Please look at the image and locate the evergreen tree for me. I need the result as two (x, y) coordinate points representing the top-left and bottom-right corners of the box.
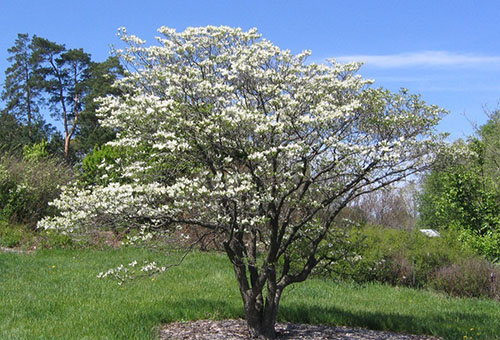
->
(32, 37), (91, 159)
(74, 56), (124, 155)
(1, 33), (44, 140)
(2, 34), (122, 160)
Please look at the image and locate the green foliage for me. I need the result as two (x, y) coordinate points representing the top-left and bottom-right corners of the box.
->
(1, 33), (44, 129)
(457, 228), (500, 262)
(32, 37), (92, 159)
(2, 34), (124, 161)
(0, 111), (60, 157)
(39, 230), (74, 249)
(0, 221), (39, 249)
(22, 139), (48, 161)
(74, 56), (124, 155)
(0, 155), (73, 227)
(0, 111), (27, 154)
(329, 225), (473, 289)
(1, 33), (65, 158)
(478, 109), (500, 182)
(328, 225), (500, 302)
(419, 126), (500, 261)
(0, 221), (25, 247)
(419, 165), (500, 233)
(80, 144), (126, 186)
(79, 143), (199, 187)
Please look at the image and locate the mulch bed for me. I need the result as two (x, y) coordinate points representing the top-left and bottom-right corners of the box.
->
(159, 319), (440, 340)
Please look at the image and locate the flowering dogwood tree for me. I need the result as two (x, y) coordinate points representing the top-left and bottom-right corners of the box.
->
(39, 26), (445, 339)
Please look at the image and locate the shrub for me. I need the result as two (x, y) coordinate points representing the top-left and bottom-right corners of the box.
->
(22, 140), (49, 162)
(39, 230), (74, 249)
(0, 220), (36, 248)
(80, 144), (126, 186)
(330, 225), (471, 288)
(430, 257), (500, 300)
(0, 221), (24, 247)
(456, 228), (500, 263)
(332, 225), (500, 300)
(79, 144), (197, 187)
(418, 137), (500, 262)
(0, 155), (73, 228)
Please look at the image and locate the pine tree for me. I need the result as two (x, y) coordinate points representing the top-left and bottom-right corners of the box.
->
(74, 56), (124, 155)
(1, 33), (44, 140)
(32, 37), (91, 159)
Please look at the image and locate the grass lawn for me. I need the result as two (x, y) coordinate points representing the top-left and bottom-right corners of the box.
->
(1, 248), (499, 340)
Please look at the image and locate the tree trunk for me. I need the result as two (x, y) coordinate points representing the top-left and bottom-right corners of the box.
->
(244, 294), (280, 339)
(240, 276), (283, 339)
(63, 134), (71, 159)
(224, 240), (283, 339)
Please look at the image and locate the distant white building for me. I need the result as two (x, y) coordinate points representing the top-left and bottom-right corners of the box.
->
(419, 229), (441, 237)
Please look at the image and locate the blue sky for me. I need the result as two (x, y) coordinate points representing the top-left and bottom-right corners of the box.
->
(1, 0), (499, 140)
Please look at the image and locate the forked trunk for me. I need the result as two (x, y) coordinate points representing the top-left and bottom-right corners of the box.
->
(244, 297), (279, 339)
(224, 240), (283, 339)
(242, 285), (282, 339)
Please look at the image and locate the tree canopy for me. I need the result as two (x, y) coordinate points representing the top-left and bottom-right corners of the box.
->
(1, 34), (123, 161)
(419, 110), (500, 262)
(1, 33), (45, 141)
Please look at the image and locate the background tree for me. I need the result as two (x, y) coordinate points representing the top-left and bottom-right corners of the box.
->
(32, 37), (91, 159)
(1, 33), (44, 141)
(40, 26), (445, 339)
(2, 34), (123, 160)
(73, 56), (124, 156)
(348, 183), (418, 230)
(478, 108), (500, 182)
(0, 111), (60, 156)
(0, 111), (26, 154)
(419, 115), (500, 262)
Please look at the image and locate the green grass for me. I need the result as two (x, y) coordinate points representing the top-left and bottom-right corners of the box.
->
(1, 248), (499, 340)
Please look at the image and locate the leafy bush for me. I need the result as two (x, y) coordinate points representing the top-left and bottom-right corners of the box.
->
(79, 144), (197, 187)
(331, 225), (472, 288)
(0, 221), (24, 247)
(39, 230), (74, 249)
(0, 155), (73, 228)
(328, 225), (500, 300)
(430, 257), (500, 299)
(0, 220), (36, 248)
(419, 135), (500, 262)
(456, 228), (500, 263)
(80, 144), (126, 186)
(22, 140), (49, 162)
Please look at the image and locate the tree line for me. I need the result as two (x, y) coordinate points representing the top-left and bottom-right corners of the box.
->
(1, 33), (123, 161)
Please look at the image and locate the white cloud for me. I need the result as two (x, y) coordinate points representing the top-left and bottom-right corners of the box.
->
(335, 51), (500, 68)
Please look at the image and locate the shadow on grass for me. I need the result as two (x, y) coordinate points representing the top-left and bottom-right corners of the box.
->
(147, 297), (243, 324)
(142, 296), (499, 340)
(129, 296), (498, 339)
(279, 303), (499, 340)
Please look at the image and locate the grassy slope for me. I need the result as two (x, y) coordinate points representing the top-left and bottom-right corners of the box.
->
(0, 248), (498, 340)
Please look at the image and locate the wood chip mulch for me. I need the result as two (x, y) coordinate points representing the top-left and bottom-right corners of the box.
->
(159, 319), (441, 340)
